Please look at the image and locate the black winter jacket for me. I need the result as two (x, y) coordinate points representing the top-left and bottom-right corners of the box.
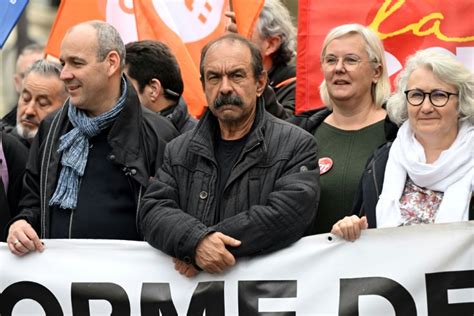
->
(12, 79), (179, 238)
(353, 142), (474, 228)
(352, 142), (391, 228)
(262, 85), (290, 120)
(268, 62), (296, 115)
(0, 132), (28, 241)
(160, 96), (197, 134)
(140, 98), (320, 263)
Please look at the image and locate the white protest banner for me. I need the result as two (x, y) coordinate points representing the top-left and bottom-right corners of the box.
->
(1, 221), (473, 315)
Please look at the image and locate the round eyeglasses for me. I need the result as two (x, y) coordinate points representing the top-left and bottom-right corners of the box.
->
(404, 89), (458, 107)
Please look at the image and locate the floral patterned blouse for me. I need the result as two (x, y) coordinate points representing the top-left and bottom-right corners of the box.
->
(399, 177), (444, 226)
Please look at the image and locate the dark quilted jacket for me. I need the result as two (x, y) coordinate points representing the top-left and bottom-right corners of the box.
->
(140, 98), (320, 263)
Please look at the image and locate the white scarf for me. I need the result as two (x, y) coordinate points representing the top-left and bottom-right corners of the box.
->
(376, 120), (473, 227)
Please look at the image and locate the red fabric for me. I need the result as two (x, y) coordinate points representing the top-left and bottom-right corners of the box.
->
(296, 0), (474, 114)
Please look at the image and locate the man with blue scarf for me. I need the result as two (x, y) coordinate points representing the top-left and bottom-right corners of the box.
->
(6, 21), (179, 256)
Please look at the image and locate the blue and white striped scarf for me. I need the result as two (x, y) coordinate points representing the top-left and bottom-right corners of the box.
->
(49, 79), (128, 209)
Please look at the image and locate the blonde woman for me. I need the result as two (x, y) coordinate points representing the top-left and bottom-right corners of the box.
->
(291, 24), (394, 234)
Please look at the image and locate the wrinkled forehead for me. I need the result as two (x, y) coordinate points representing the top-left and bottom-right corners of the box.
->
(203, 40), (252, 69)
(22, 72), (63, 91)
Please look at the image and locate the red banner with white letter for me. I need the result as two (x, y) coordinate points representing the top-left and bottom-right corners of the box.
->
(296, 0), (474, 113)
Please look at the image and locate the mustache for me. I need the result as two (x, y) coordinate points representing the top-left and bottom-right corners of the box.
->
(214, 93), (243, 109)
(19, 115), (40, 126)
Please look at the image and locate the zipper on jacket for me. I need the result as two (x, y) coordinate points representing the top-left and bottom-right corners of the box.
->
(371, 160), (380, 198)
(200, 159), (218, 226)
(119, 165), (144, 239)
(40, 108), (64, 238)
(66, 176), (83, 238)
(68, 209), (74, 238)
(135, 185), (143, 239)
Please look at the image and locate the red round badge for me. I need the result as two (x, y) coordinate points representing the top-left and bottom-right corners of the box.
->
(318, 157), (333, 175)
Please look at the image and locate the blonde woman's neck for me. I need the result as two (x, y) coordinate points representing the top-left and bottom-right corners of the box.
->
(325, 101), (386, 131)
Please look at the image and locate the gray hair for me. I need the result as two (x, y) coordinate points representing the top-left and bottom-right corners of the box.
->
(24, 59), (68, 97)
(256, 0), (296, 66)
(387, 49), (474, 125)
(319, 24), (390, 109)
(84, 21), (126, 69)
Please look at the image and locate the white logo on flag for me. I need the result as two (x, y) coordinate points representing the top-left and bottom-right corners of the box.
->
(152, 0), (225, 43)
(106, 0), (139, 43)
(106, 0), (225, 44)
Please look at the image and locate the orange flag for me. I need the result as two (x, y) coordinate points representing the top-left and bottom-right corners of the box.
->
(232, 0), (264, 38)
(45, 0), (106, 57)
(133, 0), (213, 117)
(45, 0), (264, 117)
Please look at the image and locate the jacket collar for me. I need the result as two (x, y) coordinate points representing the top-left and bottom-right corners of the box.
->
(163, 96), (191, 131)
(107, 76), (142, 165)
(268, 62), (296, 87)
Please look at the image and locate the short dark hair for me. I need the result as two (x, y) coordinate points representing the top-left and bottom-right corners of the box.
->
(125, 40), (183, 100)
(199, 33), (264, 82)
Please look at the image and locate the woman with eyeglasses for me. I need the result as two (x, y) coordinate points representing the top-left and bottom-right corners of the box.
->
(290, 24), (396, 234)
(331, 49), (474, 241)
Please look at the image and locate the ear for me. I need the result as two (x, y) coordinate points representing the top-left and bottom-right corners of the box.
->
(372, 63), (383, 83)
(13, 74), (22, 92)
(262, 36), (281, 57)
(106, 51), (121, 76)
(256, 71), (268, 97)
(148, 78), (163, 102)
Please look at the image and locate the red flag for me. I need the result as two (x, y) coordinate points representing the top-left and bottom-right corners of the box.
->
(296, 0), (474, 114)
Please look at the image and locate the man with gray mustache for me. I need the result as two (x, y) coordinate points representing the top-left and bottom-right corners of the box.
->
(140, 34), (320, 277)
(15, 60), (68, 146)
